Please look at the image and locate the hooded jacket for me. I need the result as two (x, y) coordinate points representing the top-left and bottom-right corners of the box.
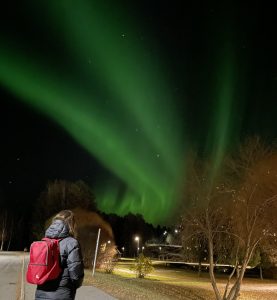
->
(35, 219), (84, 300)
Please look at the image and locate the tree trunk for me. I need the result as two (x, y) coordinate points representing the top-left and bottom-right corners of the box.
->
(7, 218), (13, 251)
(223, 263), (238, 300)
(206, 211), (221, 300)
(259, 265), (263, 280)
(227, 259), (248, 300)
(208, 248), (221, 300)
(0, 227), (4, 251)
(0, 211), (7, 251)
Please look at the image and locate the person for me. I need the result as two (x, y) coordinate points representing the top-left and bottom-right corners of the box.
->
(35, 210), (84, 300)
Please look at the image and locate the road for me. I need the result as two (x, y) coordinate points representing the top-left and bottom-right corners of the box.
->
(0, 252), (24, 300)
(0, 252), (116, 300)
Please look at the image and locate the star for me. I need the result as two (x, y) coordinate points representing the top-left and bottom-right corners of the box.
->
(121, 33), (126, 38)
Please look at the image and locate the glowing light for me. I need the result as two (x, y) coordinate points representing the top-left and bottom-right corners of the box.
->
(0, 1), (184, 225)
(0, 1), (240, 225)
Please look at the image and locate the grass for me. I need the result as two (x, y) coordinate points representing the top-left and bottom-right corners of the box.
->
(84, 270), (213, 300)
(84, 264), (277, 300)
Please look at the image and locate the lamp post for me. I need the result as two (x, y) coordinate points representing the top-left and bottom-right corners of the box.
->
(134, 236), (140, 256)
(92, 228), (101, 277)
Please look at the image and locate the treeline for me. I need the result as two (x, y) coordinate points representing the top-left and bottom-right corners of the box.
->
(0, 179), (165, 254)
(102, 212), (166, 256)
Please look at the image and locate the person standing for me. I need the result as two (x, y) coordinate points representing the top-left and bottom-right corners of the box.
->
(35, 210), (84, 300)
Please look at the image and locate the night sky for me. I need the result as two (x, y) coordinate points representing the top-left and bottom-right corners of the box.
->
(0, 1), (276, 225)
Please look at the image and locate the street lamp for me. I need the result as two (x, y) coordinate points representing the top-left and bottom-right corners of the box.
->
(134, 236), (140, 256)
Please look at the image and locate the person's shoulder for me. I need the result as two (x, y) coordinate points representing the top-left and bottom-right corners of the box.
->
(61, 236), (80, 251)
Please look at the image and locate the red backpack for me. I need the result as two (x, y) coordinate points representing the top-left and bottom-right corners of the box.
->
(26, 238), (62, 285)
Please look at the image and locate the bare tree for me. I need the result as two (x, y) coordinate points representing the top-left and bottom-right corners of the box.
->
(0, 210), (8, 251)
(0, 209), (14, 251)
(32, 180), (97, 239)
(180, 137), (277, 300)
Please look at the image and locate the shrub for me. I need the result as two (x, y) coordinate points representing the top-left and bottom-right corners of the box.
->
(98, 245), (119, 274)
(130, 254), (154, 278)
(102, 257), (118, 274)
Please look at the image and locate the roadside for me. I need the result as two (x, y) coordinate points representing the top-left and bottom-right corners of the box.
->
(84, 265), (277, 300)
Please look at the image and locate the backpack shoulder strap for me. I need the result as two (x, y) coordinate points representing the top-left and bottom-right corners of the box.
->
(42, 237), (63, 242)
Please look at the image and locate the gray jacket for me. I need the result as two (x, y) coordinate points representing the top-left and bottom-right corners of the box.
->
(35, 220), (84, 300)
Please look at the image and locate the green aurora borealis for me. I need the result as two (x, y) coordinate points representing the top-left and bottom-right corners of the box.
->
(0, 2), (246, 224)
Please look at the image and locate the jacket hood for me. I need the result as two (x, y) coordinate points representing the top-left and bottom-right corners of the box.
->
(45, 219), (70, 238)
